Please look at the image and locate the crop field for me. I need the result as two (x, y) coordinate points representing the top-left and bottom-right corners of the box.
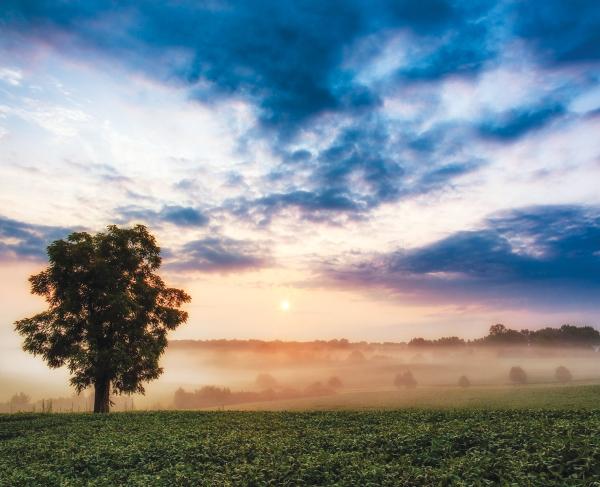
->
(2, 402), (600, 486)
(221, 383), (600, 411)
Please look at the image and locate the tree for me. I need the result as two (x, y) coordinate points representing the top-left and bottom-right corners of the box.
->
(394, 370), (417, 388)
(555, 365), (572, 383)
(10, 392), (31, 408)
(15, 225), (190, 413)
(458, 375), (471, 388)
(327, 376), (343, 389)
(346, 350), (366, 362)
(509, 366), (527, 384)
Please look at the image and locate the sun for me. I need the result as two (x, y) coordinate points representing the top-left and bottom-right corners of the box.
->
(279, 299), (291, 312)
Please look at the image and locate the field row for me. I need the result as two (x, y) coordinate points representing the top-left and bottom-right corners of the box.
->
(2, 407), (600, 486)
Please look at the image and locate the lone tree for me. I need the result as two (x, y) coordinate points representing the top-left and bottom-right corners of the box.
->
(458, 375), (471, 388)
(15, 225), (190, 413)
(327, 376), (343, 389)
(394, 370), (417, 389)
(555, 365), (573, 383)
(509, 366), (527, 385)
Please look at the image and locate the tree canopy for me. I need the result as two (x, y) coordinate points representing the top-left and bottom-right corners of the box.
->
(15, 225), (190, 413)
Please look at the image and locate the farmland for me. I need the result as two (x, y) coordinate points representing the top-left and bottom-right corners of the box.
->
(220, 383), (600, 411)
(2, 388), (600, 487)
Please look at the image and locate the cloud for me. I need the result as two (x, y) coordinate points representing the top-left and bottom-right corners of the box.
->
(2, 0), (599, 227)
(168, 236), (270, 273)
(0, 216), (70, 261)
(321, 205), (600, 309)
(119, 205), (209, 228)
(0, 67), (22, 86)
(225, 118), (481, 224)
(0, 0), (496, 135)
(478, 101), (566, 140)
(512, 0), (600, 65)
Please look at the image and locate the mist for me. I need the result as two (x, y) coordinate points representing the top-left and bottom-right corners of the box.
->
(4, 331), (600, 412)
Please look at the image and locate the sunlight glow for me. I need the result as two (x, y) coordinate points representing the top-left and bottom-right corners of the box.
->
(279, 299), (291, 312)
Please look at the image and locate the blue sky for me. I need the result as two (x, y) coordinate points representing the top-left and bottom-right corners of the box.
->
(1, 0), (600, 342)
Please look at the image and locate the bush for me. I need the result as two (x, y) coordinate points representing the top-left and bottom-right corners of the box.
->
(555, 366), (572, 383)
(327, 376), (343, 389)
(509, 366), (527, 384)
(458, 375), (471, 388)
(394, 370), (417, 389)
(346, 350), (366, 363)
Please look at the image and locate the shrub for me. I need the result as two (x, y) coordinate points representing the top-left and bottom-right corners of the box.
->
(394, 370), (417, 389)
(458, 375), (471, 388)
(555, 365), (572, 383)
(346, 350), (366, 363)
(509, 366), (527, 384)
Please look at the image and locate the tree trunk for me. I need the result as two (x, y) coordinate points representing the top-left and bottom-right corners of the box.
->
(93, 378), (111, 413)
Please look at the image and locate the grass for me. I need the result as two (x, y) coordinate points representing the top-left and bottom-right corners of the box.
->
(220, 383), (600, 410)
(2, 385), (600, 486)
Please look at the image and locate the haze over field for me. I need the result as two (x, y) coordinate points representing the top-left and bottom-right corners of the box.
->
(1, 0), (600, 409)
(3, 326), (600, 411)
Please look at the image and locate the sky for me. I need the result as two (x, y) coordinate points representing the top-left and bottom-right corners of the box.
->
(1, 0), (600, 350)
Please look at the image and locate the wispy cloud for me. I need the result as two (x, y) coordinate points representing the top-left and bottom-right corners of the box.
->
(0, 216), (70, 261)
(321, 205), (600, 309)
(167, 236), (271, 274)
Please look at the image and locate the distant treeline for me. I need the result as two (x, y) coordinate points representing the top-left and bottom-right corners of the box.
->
(170, 324), (600, 352)
(174, 382), (336, 409)
(408, 324), (600, 348)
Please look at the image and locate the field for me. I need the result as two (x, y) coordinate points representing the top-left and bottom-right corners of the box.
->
(219, 383), (600, 411)
(1, 385), (600, 486)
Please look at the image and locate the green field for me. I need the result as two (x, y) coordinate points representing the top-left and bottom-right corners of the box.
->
(220, 383), (600, 411)
(2, 385), (600, 486)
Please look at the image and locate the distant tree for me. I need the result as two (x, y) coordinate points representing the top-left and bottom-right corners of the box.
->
(555, 365), (573, 383)
(408, 336), (465, 347)
(480, 323), (600, 349)
(509, 366), (527, 384)
(15, 225), (191, 413)
(255, 373), (278, 389)
(458, 375), (471, 388)
(394, 370), (417, 388)
(346, 350), (366, 362)
(484, 324), (528, 346)
(327, 376), (343, 389)
(531, 325), (600, 348)
(489, 323), (507, 336)
(10, 392), (30, 406)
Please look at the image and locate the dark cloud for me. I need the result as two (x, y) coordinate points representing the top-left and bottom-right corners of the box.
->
(119, 205), (209, 228)
(0, 0), (495, 134)
(168, 236), (270, 273)
(322, 205), (600, 308)
(512, 0), (600, 65)
(3, 0), (598, 226)
(478, 102), (566, 140)
(0, 216), (70, 261)
(228, 119), (480, 224)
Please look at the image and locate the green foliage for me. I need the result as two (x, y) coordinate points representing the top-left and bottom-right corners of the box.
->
(481, 323), (600, 348)
(14, 225), (191, 412)
(394, 370), (417, 388)
(509, 366), (527, 384)
(2, 409), (600, 486)
(555, 366), (573, 383)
